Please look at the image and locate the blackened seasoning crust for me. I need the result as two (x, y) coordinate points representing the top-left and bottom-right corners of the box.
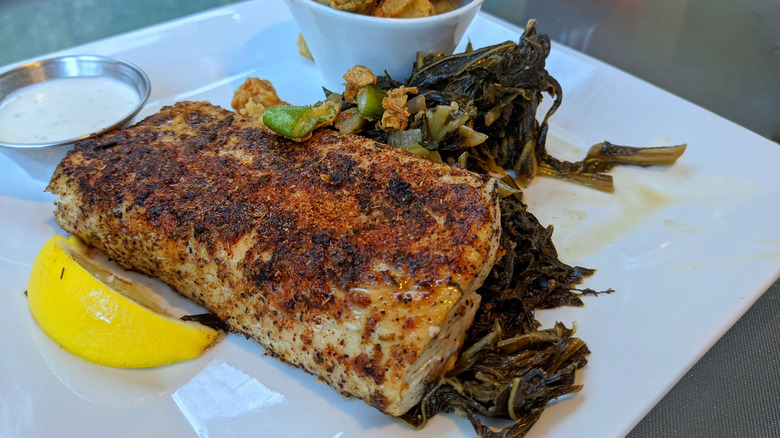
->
(47, 101), (501, 416)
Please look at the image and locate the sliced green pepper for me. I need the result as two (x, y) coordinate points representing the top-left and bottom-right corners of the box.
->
(356, 83), (386, 119)
(263, 101), (338, 139)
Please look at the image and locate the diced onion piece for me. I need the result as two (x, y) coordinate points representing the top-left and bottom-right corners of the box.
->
(458, 125), (488, 147)
(496, 179), (521, 198)
(335, 108), (368, 134)
(405, 94), (427, 114)
(426, 104), (470, 142)
(387, 129), (423, 148)
(399, 144), (443, 164)
(484, 105), (503, 127)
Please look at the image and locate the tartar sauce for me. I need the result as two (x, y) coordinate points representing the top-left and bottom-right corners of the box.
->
(0, 76), (139, 144)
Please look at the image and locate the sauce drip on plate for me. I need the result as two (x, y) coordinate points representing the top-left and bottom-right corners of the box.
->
(0, 77), (139, 144)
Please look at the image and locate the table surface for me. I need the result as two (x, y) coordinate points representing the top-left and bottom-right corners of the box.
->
(1, 0), (778, 437)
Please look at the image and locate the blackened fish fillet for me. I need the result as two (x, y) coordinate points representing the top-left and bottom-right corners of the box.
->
(47, 101), (501, 415)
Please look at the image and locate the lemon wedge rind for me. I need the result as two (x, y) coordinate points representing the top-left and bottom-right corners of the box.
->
(27, 235), (224, 368)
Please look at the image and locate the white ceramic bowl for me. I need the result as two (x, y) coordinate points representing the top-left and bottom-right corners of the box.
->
(284, 0), (484, 90)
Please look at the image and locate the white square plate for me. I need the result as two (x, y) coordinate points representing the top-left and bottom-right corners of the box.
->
(1, 2), (778, 437)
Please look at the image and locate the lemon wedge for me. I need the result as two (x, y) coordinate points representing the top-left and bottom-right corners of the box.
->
(27, 235), (224, 368)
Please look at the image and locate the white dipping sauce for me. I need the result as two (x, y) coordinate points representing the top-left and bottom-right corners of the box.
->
(0, 77), (139, 144)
